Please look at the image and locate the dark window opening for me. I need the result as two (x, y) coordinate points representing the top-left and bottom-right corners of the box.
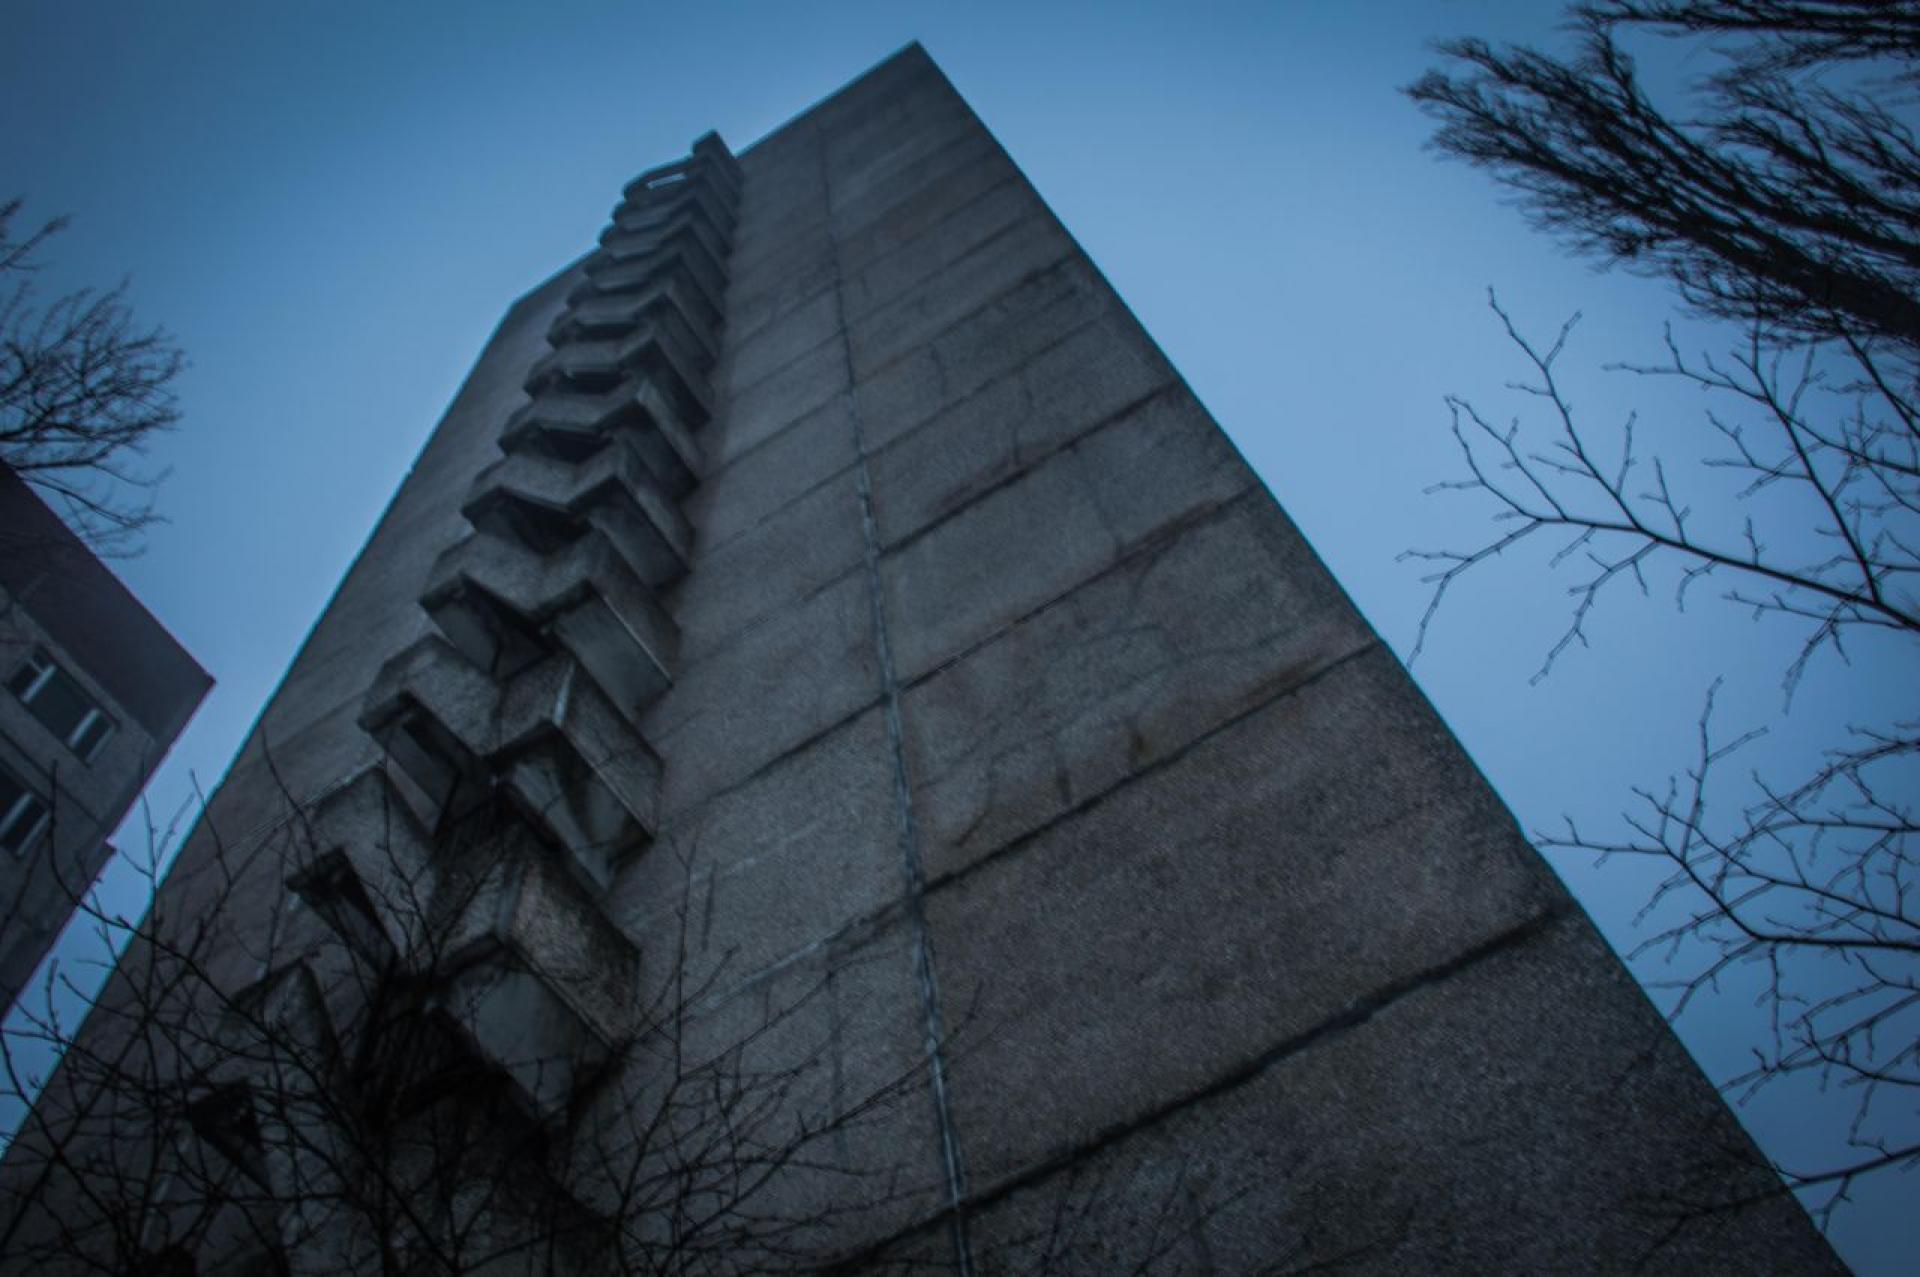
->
(0, 763), (49, 856)
(185, 1081), (270, 1189)
(7, 650), (115, 762)
(289, 849), (397, 964)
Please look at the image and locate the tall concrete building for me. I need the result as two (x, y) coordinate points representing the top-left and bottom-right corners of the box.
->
(0, 466), (210, 1012)
(1, 45), (1839, 1274)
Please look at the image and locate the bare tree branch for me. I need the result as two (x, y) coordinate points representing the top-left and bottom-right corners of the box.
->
(0, 198), (183, 554)
(1409, 0), (1920, 1226)
(1406, 6), (1920, 350)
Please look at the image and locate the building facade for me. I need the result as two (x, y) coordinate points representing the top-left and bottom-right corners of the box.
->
(0, 466), (210, 1012)
(0, 46), (1841, 1273)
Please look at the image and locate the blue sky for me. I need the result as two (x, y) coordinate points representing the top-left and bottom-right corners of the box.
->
(2, 2), (1911, 1269)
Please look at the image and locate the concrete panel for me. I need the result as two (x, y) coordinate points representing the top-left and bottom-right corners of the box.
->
(665, 920), (949, 1260)
(841, 172), (1043, 321)
(729, 201), (830, 289)
(852, 255), (1116, 451)
(868, 310), (1176, 544)
(728, 152), (828, 280)
(928, 644), (1563, 1189)
(718, 335), (848, 463)
(1073, 389), (1257, 550)
(565, 922), (946, 1265)
(610, 708), (900, 993)
(822, 71), (968, 154)
(880, 386), (1253, 681)
(952, 914), (1843, 1275)
(827, 109), (987, 226)
(725, 244), (837, 352)
(701, 370), (852, 476)
(733, 154), (825, 233)
(833, 132), (1017, 276)
(683, 395), (856, 554)
(903, 492), (1378, 882)
(845, 213), (1078, 376)
(669, 470), (865, 652)
(730, 214), (829, 296)
(644, 571), (879, 817)
(721, 287), (843, 398)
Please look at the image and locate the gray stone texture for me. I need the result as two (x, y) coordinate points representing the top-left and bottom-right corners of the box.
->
(672, 44), (1832, 1271)
(899, 490), (1380, 882)
(681, 395), (855, 553)
(947, 913), (1842, 1275)
(63, 41), (1837, 1276)
(928, 644), (1564, 1184)
(666, 468), (865, 652)
(644, 569), (879, 815)
(608, 707), (902, 992)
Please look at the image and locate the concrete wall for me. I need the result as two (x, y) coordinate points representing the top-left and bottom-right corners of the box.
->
(12, 43), (1839, 1274)
(622, 45), (1838, 1271)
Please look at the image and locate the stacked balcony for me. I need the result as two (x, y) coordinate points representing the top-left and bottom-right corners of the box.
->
(194, 136), (740, 1233)
(353, 130), (738, 1112)
(366, 135), (737, 890)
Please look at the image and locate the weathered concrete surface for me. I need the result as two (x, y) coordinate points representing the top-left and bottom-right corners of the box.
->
(899, 491), (1377, 880)
(673, 43), (1837, 1272)
(19, 40), (1841, 1277)
(927, 643), (1562, 1179)
(939, 913), (1841, 1274)
(880, 384), (1254, 680)
(609, 706), (902, 989)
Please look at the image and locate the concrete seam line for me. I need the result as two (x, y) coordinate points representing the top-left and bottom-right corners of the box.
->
(830, 904), (1573, 1270)
(815, 121), (976, 1275)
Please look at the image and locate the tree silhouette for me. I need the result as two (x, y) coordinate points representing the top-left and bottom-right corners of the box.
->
(0, 761), (1238, 1274)
(0, 198), (183, 553)
(1407, 0), (1919, 1224)
(0, 767), (945, 1275)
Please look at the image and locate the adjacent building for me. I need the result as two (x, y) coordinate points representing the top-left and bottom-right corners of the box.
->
(0, 465), (211, 1012)
(0, 45), (1841, 1273)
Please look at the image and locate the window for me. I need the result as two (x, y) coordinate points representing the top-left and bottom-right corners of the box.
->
(288, 849), (396, 963)
(0, 763), (48, 856)
(7, 650), (114, 762)
(185, 1080), (269, 1189)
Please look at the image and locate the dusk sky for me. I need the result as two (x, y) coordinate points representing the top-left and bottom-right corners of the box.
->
(2, 3), (1911, 1269)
